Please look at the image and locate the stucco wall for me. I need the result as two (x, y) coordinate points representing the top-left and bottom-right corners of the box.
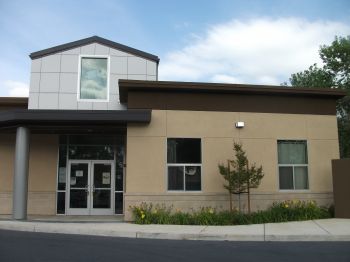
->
(28, 43), (157, 110)
(125, 110), (339, 220)
(0, 134), (58, 215)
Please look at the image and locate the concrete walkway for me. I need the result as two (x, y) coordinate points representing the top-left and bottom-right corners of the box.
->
(0, 218), (349, 241)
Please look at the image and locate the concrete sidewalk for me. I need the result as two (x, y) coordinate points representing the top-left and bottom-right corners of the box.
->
(0, 219), (349, 241)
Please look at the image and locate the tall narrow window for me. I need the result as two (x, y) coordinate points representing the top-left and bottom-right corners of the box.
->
(278, 140), (309, 190)
(79, 57), (108, 100)
(167, 138), (201, 191)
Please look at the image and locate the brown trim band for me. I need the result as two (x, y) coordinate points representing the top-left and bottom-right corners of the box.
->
(0, 97), (28, 111)
(127, 91), (338, 115)
(119, 80), (346, 103)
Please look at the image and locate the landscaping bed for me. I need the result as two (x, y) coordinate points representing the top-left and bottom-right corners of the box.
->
(131, 200), (333, 225)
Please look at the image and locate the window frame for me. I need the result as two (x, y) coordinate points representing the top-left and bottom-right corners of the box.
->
(77, 55), (110, 102)
(277, 140), (310, 191)
(166, 138), (202, 192)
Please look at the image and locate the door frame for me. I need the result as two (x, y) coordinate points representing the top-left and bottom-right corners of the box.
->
(66, 160), (115, 215)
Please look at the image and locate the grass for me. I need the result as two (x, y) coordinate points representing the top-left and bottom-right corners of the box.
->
(130, 200), (332, 225)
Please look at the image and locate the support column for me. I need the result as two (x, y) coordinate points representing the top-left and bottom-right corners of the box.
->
(12, 126), (30, 220)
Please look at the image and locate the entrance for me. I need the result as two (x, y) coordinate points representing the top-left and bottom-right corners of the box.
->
(67, 160), (114, 215)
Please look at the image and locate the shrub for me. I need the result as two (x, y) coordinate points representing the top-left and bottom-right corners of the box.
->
(130, 200), (332, 225)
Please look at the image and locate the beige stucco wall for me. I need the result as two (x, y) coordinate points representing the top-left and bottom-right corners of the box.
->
(0, 134), (58, 215)
(125, 110), (339, 220)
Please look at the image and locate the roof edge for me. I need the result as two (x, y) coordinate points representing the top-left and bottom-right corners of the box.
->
(0, 97), (28, 106)
(29, 36), (160, 63)
(0, 109), (152, 129)
(119, 80), (347, 103)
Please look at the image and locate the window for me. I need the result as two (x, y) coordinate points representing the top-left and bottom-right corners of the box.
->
(278, 140), (309, 190)
(79, 57), (109, 100)
(167, 138), (201, 191)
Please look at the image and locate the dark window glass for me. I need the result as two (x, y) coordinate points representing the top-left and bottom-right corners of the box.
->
(93, 164), (111, 188)
(59, 135), (68, 145)
(70, 163), (89, 188)
(93, 190), (111, 209)
(69, 145), (114, 160)
(57, 192), (65, 214)
(115, 167), (123, 191)
(279, 166), (294, 190)
(185, 166), (201, 191)
(168, 166), (184, 190)
(115, 193), (123, 214)
(57, 145), (67, 190)
(69, 190), (88, 208)
(68, 135), (121, 145)
(167, 138), (201, 164)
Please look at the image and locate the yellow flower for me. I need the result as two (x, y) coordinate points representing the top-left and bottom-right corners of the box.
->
(284, 204), (289, 208)
(209, 208), (214, 214)
(141, 214), (145, 219)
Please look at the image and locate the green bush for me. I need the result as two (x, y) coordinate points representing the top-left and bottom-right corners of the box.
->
(130, 200), (332, 225)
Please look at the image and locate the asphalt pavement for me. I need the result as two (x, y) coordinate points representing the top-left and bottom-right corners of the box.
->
(0, 229), (349, 262)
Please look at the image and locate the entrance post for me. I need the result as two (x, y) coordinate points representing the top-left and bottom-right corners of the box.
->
(12, 126), (30, 220)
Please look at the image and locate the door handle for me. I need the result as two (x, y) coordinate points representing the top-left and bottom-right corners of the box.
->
(92, 185), (96, 192)
(85, 186), (89, 195)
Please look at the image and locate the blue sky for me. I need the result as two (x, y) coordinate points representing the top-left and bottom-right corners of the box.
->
(0, 0), (349, 96)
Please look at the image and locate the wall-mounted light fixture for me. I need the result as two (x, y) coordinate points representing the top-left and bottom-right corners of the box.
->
(235, 121), (245, 128)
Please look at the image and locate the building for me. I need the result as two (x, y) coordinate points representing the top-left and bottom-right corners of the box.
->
(0, 36), (345, 220)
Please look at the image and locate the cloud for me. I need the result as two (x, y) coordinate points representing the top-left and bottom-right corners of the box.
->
(4, 80), (29, 97)
(159, 18), (350, 85)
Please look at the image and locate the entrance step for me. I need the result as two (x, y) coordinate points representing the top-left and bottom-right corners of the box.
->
(0, 215), (124, 223)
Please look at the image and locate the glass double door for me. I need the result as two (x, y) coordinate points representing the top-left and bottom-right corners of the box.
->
(67, 160), (114, 215)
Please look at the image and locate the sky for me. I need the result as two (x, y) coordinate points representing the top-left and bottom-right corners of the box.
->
(0, 0), (349, 97)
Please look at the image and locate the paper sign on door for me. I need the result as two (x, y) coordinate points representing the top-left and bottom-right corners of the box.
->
(102, 172), (110, 185)
(76, 170), (83, 177)
(70, 177), (76, 185)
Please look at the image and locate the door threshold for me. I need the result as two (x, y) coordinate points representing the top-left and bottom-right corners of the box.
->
(25, 215), (124, 223)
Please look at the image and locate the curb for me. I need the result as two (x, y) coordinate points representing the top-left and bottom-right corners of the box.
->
(0, 220), (350, 242)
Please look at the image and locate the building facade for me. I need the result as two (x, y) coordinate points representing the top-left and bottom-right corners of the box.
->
(0, 36), (345, 220)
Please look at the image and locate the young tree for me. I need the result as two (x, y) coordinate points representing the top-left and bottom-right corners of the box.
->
(245, 160), (264, 214)
(219, 142), (264, 213)
(284, 35), (350, 158)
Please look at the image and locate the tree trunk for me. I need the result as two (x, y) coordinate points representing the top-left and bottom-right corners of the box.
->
(247, 161), (251, 214)
(227, 160), (233, 212)
(238, 194), (241, 213)
(247, 186), (251, 214)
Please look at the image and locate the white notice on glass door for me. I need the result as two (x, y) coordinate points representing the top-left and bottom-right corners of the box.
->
(102, 172), (110, 184)
(70, 177), (76, 185)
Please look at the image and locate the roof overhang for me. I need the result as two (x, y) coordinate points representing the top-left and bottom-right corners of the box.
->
(119, 80), (347, 103)
(0, 109), (151, 131)
(30, 36), (160, 63)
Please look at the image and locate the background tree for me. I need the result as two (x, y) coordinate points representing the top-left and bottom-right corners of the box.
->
(283, 64), (334, 88)
(284, 36), (350, 158)
(219, 142), (264, 213)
